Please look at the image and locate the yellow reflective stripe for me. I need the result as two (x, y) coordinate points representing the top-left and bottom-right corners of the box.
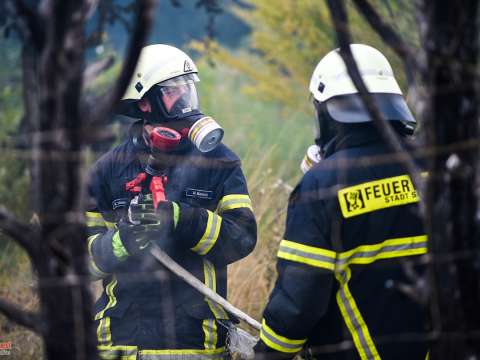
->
(202, 319), (218, 350)
(337, 235), (428, 269)
(96, 317), (112, 346)
(338, 174), (419, 218)
(87, 234), (109, 278)
(203, 260), (228, 319)
(88, 234), (100, 257)
(260, 319), (306, 353)
(95, 278), (118, 320)
(425, 351), (430, 360)
(277, 240), (336, 271)
(216, 194), (253, 213)
(105, 221), (116, 230)
(98, 345), (137, 360)
(335, 268), (380, 360)
(191, 210), (222, 255)
(139, 347), (225, 358)
(86, 211), (105, 228)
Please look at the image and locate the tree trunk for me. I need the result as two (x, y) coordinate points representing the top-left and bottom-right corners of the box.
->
(419, 1), (480, 357)
(29, 1), (97, 359)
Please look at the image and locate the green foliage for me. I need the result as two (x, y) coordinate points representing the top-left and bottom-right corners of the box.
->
(195, 0), (419, 115)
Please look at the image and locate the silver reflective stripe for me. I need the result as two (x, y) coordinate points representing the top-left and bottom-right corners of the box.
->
(337, 273), (375, 359)
(203, 260), (228, 319)
(278, 244), (336, 265)
(197, 214), (220, 254)
(337, 241), (427, 267)
(139, 352), (226, 360)
(99, 348), (136, 359)
(259, 328), (303, 352)
(219, 198), (251, 211)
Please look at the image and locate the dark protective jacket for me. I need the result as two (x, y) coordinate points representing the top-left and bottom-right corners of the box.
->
(258, 127), (430, 360)
(86, 126), (257, 359)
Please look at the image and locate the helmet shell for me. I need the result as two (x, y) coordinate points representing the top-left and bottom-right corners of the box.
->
(309, 44), (402, 103)
(122, 44), (198, 101)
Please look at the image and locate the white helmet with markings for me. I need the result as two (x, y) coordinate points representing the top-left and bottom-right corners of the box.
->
(308, 44), (415, 124)
(121, 44), (201, 122)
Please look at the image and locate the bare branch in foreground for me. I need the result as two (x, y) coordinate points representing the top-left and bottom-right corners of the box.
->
(0, 298), (43, 334)
(352, 0), (424, 73)
(88, 0), (157, 127)
(83, 55), (116, 89)
(0, 207), (38, 259)
(326, 0), (424, 194)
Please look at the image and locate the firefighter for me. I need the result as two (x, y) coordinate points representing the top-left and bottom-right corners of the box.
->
(255, 44), (429, 359)
(86, 44), (257, 359)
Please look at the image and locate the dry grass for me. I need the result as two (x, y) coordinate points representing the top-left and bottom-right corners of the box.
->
(0, 240), (43, 359)
(228, 148), (295, 324)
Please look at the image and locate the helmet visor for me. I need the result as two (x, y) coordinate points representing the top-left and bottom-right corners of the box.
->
(326, 93), (415, 124)
(156, 73), (200, 117)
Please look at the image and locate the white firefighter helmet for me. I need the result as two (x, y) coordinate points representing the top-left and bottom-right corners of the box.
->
(308, 44), (414, 124)
(122, 44), (199, 101)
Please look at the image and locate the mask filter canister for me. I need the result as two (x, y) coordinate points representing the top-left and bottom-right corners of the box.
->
(300, 145), (322, 174)
(188, 116), (224, 153)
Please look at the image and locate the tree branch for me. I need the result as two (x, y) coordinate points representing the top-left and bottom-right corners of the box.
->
(325, 0), (423, 192)
(0, 207), (39, 259)
(87, 0), (156, 127)
(12, 0), (45, 47)
(83, 55), (115, 89)
(351, 0), (424, 73)
(0, 298), (43, 334)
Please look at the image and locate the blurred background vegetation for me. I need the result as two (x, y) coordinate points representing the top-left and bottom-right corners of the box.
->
(0, 0), (417, 357)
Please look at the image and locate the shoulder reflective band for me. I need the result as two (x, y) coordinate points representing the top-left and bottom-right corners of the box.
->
(191, 210), (222, 255)
(338, 174), (419, 218)
(260, 319), (307, 353)
(216, 194), (253, 214)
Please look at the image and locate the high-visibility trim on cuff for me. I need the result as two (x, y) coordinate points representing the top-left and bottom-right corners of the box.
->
(260, 319), (306, 353)
(172, 202), (180, 229)
(87, 234), (109, 278)
(216, 194), (253, 214)
(277, 239), (336, 271)
(191, 210), (222, 255)
(86, 211), (105, 228)
(112, 231), (129, 260)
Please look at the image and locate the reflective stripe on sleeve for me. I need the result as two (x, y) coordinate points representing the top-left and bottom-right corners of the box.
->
(191, 210), (222, 255)
(87, 234), (110, 278)
(86, 211), (105, 228)
(260, 319), (307, 353)
(277, 240), (336, 271)
(216, 194), (253, 214)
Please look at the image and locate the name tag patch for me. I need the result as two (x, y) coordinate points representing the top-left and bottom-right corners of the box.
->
(338, 175), (419, 218)
(185, 188), (214, 200)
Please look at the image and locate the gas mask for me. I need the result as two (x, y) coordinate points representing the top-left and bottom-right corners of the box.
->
(142, 74), (224, 153)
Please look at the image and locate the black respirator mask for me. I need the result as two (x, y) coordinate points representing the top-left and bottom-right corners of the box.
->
(313, 99), (338, 155)
(119, 74), (224, 154)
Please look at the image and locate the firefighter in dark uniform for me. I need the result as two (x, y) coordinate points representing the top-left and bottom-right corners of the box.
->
(255, 44), (430, 359)
(85, 44), (257, 360)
